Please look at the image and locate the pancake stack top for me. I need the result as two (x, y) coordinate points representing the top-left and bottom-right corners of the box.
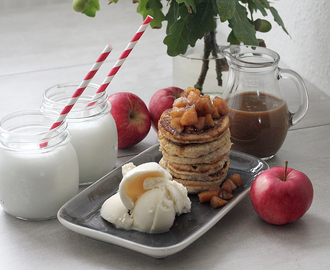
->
(158, 87), (232, 194)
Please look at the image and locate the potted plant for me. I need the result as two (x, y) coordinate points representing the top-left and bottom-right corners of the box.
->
(72, 0), (289, 93)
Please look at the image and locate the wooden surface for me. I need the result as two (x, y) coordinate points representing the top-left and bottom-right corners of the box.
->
(0, 1), (330, 269)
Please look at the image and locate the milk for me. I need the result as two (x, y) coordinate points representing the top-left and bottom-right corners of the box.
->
(0, 145), (78, 220)
(0, 110), (79, 220)
(41, 83), (118, 185)
(68, 113), (117, 184)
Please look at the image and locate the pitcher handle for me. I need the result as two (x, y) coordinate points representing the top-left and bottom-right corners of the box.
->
(278, 68), (309, 126)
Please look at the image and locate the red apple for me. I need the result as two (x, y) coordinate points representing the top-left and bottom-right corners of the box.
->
(250, 161), (313, 225)
(108, 92), (151, 149)
(148, 87), (184, 131)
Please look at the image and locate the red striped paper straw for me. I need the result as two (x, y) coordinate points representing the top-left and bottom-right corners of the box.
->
(41, 44), (113, 147)
(90, 15), (153, 101)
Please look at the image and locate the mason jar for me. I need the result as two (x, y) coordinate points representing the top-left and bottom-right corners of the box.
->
(41, 82), (118, 185)
(0, 110), (79, 220)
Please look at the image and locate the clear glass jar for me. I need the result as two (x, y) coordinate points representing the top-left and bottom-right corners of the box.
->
(0, 110), (79, 221)
(172, 16), (229, 98)
(41, 82), (118, 185)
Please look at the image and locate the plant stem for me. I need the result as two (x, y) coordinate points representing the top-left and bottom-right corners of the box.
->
(194, 31), (211, 92)
(209, 30), (223, 87)
(283, 160), (288, 181)
(194, 29), (223, 93)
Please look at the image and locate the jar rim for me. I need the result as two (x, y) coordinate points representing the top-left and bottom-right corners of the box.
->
(0, 109), (70, 151)
(42, 82), (110, 119)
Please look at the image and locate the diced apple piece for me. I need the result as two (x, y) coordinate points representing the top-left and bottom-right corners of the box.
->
(229, 173), (243, 187)
(219, 189), (234, 200)
(194, 116), (205, 131)
(170, 117), (184, 133)
(184, 87), (201, 97)
(173, 97), (188, 108)
(187, 90), (200, 105)
(202, 94), (211, 101)
(221, 179), (237, 193)
(213, 96), (230, 116)
(202, 96), (213, 115)
(180, 106), (198, 126)
(198, 189), (221, 203)
(170, 107), (185, 118)
(211, 104), (220, 118)
(221, 180), (232, 193)
(185, 89), (207, 115)
(227, 179), (238, 190)
(210, 196), (228, 208)
(204, 114), (214, 128)
(196, 100), (207, 116)
(184, 87), (193, 97)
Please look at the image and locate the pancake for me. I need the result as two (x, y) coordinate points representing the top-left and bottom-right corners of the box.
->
(159, 129), (231, 160)
(161, 141), (231, 164)
(159, 157), (229, 182)
(160, 158), (229, 194)
(158, 109), (230, 144)
(162, 153), (229, 175)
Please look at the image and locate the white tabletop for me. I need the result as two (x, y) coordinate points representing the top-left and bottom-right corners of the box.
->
(1, 1), (330, 269)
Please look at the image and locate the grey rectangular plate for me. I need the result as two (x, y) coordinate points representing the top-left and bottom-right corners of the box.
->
(58, 144), (268, 258)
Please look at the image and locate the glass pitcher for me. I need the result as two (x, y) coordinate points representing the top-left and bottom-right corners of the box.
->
(221, 45), (308, 160)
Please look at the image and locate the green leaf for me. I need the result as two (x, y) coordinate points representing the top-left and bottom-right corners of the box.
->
(247, 0), (268, 17)
(163, 4), (191, 56)
(217, 0), (237, 22)
(176, 0), (196, 13)
(228, 2), (258, 45)
(164, 1), (218, 56)
(163, 20), (189, 56)
(137, 0), (165, 28)
(165, 0), (180, 35)
(270, 7), (290, 36)
(227, 30), (240, 44)
(82, 0), (100, 17)
(257, 0), (270, 9)
(186, 1), (217, 46)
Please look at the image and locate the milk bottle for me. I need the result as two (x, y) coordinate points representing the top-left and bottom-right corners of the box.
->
(41, 83), (118, 185)
(0, 110), (79, 220)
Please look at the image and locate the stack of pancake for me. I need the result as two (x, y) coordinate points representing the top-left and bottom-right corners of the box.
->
(158, 108), (231, 194)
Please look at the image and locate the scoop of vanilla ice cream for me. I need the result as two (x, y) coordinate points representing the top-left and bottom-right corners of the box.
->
(143, 176), (191, 215)
(122, 162), (136, 176)
(101, 162), (191, 234)
(119, 162), (171, 210)
(164, 180), (191, 215)
(100, 193), (133, 229)
(132, 188), (176, 233)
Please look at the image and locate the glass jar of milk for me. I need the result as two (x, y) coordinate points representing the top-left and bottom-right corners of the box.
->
(0, 110), (79, 220)
(41, 82), (118, 185)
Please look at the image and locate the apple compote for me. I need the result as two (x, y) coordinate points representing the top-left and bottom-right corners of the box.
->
(170, 87), (229, 132)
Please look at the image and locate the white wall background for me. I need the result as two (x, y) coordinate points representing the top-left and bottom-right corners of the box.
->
(259, 0), (330, 96)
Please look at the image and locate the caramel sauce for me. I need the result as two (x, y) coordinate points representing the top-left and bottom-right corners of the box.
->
(226, 92), (291, 158)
